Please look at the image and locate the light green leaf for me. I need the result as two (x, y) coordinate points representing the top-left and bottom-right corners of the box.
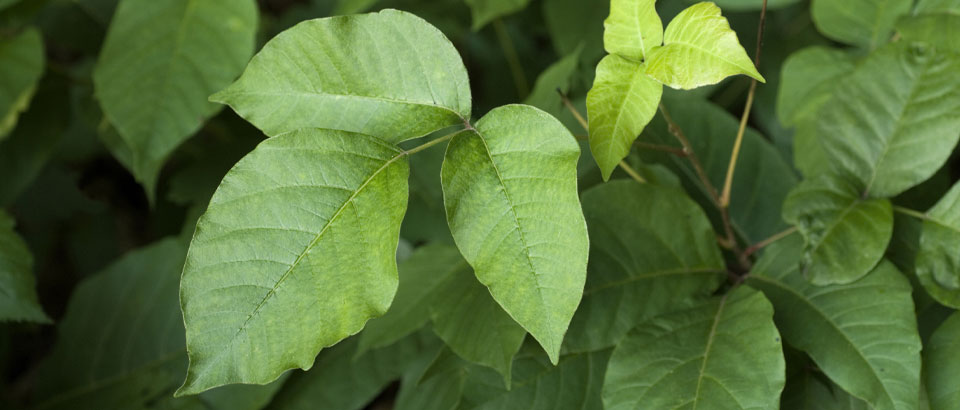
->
(748, 236), (922, 410)
(564, 181), (725, 352)
(586, 54), (662, 180)
(523, 46), (582, 115)
(916, 181), (960, 308)
(776, 46), (856, 127)
(94, 0), (257, 197)
(0, 210), (48, 323)
(811, 0), (912, 48)
(213, 9), (471, 142)
(897, 13), (960, 53)
(602, 287), (785, 410)
(441, 104), (588, 363)
(915, 0), (960, 13)
(430, 258), (526, 386)
(178, 129), (409, 395)
(357, 244), (466, 356)
(464, 0), (530, 29)
(782, 174), (893, 285)
(818, 43), (960, 198)
(0, 27), (43, 140)
(33, 239), (285, 410)
(603, 0), (662, 60)
(925, 312), (960, 410)
(644, 2), (764, 90)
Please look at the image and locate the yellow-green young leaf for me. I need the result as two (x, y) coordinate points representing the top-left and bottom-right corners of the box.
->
(93, 0), (257, 198)
(776, 46), (856, 127)
(564, 181), (725, 353)
(925, 312), (960, 410)
(818, 43), (960, 198)
(603, 0), (662, 60)
(896, 13), (960, 53)
(586, 54), (662, 180)
(602, 287), (785, 410)
(782, 174), (893, 285)
(441, 104), (588, 363)
(748, 236), (922, 410)
(178, 129), (410, 395)
(0, 27), (43, 141)
(916, 0), (960, 13)
(811, 0), (911, 49)
(0, 210), (49, 323)
(33, 239), (285, 410)
(644, 2), (764, 90)
(212, 9), (472, 142)
(916, 181), (960, 308)
(464, 0), (531, 30)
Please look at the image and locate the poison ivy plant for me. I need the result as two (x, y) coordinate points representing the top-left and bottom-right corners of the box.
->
(811, 0), (912, 49)
(0, 27), (43, 140)
(0, 210), (48, 323)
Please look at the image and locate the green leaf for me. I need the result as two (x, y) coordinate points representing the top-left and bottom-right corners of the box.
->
(0, 210), (48, 323)
(178, 129), (409, 395)
(896, 13), (960, 53)
(395, 348), (465, 410)
(782, 174), (893, 285)
(0, 27), (43, 140)
(586, 54), (662, 180)
(710, 0), (802, 11)
(464, 0), (530, 29)
(782, 370), (872, 410)
(93, 0), (258, 197)
(818, 43), (960, 198)
(543, 0), (607, 65)
(916, 181), (960, 308)
(33, 239), (285, 410)
(602, 287), (785, 410)
(776, 46), (856, 127)
(748, 236), (922, 410)
(523, 46), (582, 115)
(915, 0), (960, 13)
(811, 0), (912, 48)
(925, 312), (960, 410)
(603, 0), (662, 60)
(441, 104), (588, 363)
(644, 2), (764, 90)
(564, 181), (725, 352)
(212, 9), (472, 142)
(430, 258), (526, 386)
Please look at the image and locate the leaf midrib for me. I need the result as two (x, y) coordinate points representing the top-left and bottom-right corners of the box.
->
(216, 90), (468, 123)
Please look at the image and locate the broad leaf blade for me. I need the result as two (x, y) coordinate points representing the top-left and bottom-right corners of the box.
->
(178, 129), (409, 395)
(916, 181), (960, 308)
(915, 0), (960, 13)
(925, 312), (960, 410)
(441, 104), (588, 363)
(896, 13), (960, 53)
(818, 43), (960, 198)
(748, 236), (922, 410)
(776, 46), (856, 127)
(212, 9), (472, 143)
(93, 0), (257, 197)
(782, 174), (893, 285)
(586, 54), (662, 180)
(811, 0), (911, 48)
(0, 210), (49, 323)
(644, 2), (764, 90)
(602, 287), (785, 410)
(603, 0), (662, 60)
(0, 27), (43, 140)
(565, 181), (725, 352)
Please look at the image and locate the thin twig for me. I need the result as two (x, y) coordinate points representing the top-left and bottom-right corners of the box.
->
(893, 205), (928, 220)
(558, 89), (589, 131)
(403, 129), (461, 156)
(618, 161), (647, 184)
(493, 19), (529, 99)
(742, 226), (798, 259)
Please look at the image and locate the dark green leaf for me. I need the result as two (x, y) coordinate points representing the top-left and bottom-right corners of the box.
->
(0, 210), (48, 323)
(925, 312), (960, 410)
(0, 27), (43, 140)
(464, 0), (530, 29)
(916, 181), (960, 308)
(811, 0), (911, 48)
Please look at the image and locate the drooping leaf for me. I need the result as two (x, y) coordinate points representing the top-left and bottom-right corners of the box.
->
(523, 46), (583, 115)
(915, 0), (960, 13)
(564, 181), (725, 352)
(602, 287), (785, 410)
(817, 43), (960, 198)
(603, 0), (661, 60)
(811, 0), (912, 48)
(586, 54), (662, 180)
(212, 9), (472, 142)
(748, 236), (922, 410)
(644, 2), (764, 90)
(776, 46), (856, 127)
(896, 13), (960, 53)
(0, 27), (43, 140)
(925, 312), (960, 410)
(782, 174), (893, 285)
(463, 0), (530, 29)
(178, 129), (410, 395)
(441, 104), (588, 363)
(916, 181), (960, 308)
(0, 210), (48, 323)
(33, 239), (285, 410)
(93, 0), (258, 197)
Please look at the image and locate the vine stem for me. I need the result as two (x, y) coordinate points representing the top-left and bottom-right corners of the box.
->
(403, 129), (461, 156)
(493, 19), (529, 99)
(742, 226), (798, 259)
(893, 205), (928, 220)
(558, 90), (646, 183)
(719, 0), (768, 208)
